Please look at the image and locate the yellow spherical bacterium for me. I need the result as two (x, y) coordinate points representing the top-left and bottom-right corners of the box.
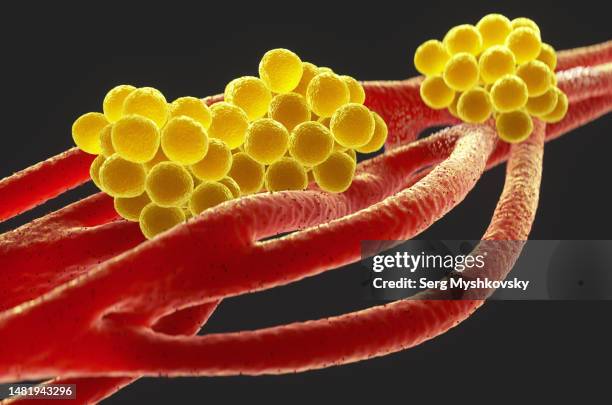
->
(413, 39), (451, 76)
(490, 75), (529, 112)
(218, 176), (241, 198)
(356, 111), (388, 153)
(306, 72), (351, 118)
(443, 53), (480, 91)
(103, 84), (136, 123)
(313, 151), (356, 193)
(258, 48), (303, 94)
(145, 162), (194, 207)
(457, 87), (493, 124)
(111, 115), (160, 163)
(420, 75), (456, 110)
(265, 157), (308, 192)
(511, 17), (541, 38)
(496, 110), (534, 143)
(99, 154), (146, 198)
(289, 121), (334, 166)
(72, 112), (109, 154)
(268, 93), (311, 131)
(228, 152), (265, 195)
(114, 192), (151, 222)
(540, 89), (568, 123)
(341, 75), (366, 105)
(443, 24), (483, 56)
(90, 155), (106, 190)
(224, 76), (272, 121)
(478, 45), (516, 84)
(190, 138), (233, 181)
(292, 62), (319, 96)
(516, 60), (554, 97)
(139, 203), (185, 240)
(476, 14), (512, 48)
(525, 86), (559, 116)
(143, 147), (168, 171)
(189, 181), (233, 216)
(330, 103), (375, 149)
(121, 87), (169, 128)
(208, 102), (249, 149)
(169, 96), (212, 129)
(161, 116), (209, 165)
(505, 27), (541, 64)
(99, 124), (115, 157)
(244, 118), (289, 165)
(537, 43), (557, 71)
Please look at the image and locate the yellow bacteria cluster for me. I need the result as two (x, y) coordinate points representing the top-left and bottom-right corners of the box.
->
(414, 14), (568, 143)
(72, 49), (388, 239)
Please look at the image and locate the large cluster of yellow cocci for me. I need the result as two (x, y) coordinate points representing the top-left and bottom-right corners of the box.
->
(71, 48), (388, 239)
(414, 14), (568, 143)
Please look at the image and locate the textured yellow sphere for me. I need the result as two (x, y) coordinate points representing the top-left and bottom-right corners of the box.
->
(145, 162), (194, 207)
(208, 102), (249, 149)
(169, 96), (212, 129)
(189, 181), (233, 216)
(496, 110), (534, 143)
(443, 53), (479, 91)
(537, 43), (557, 71)
(103, 85), (136, 123)
(420, 75), (456, 109)
(72, 112), (109, 154)
(224, 76), (272, 121)
(313, 151), (356, 193)
(511, 17), (541, 38)
(356, 112), (388, 153)
(457, 87), (493, 123)
(99, 124), (115, 157)
(218, 176), (241, 198)
(490, 75), (529, 112)
(190, 138), (232, 181)
(306, 72), (350, 118)
(265, 157), (308, 192)
(99, 154), (146, 198)
(505, 27), (542, 64)
(541, 89), (568, 123)
(111, 115), (160, 163)
(345, 148), (357, 162)
(516, 60), (554, 97)
(114, 192), (151, 222)
(414, 40), (451, 76)
(228, 152), (265, 195)
(330, 103), (375, 148)
(139, 203), (185, 240)
(476, 14), (512, 48)
(268, 93), (311, 131)
(90, 155), (106, 190)
(161, 116), (209, 165)
(258, 48), (303, 93)
(447, 92), (460, 117)
(293, 62), (319, 96)
(341, 75), (366, 104)
(121, 87), (169, 128)
(244, 118), (289, 165)
(289, 121), (335, 166)
(443, 24), (483, 56)
(526, 86), (559, 116)
(143, 147), (168, 171)
(479, 45), (516, 84)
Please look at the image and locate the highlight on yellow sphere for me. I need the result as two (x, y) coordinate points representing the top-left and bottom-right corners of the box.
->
(306, 72), (351, 118)
(292, 62), (319, 96)
(330, 103), (375, 148)
(103, 84), (136, 123)
(161, 116), (209, 165)
(218, 176), (241, 198)
(420, 75), (455, 109)
(268, 93), (311, 131)
(169, 96), (212, 129)
(443, 52), (479, 91)
(495, 110), (534, 143)
(139, 203), (185, 240)
(244, 118), (289, 165)
(356, 111), (388, 153)
(208, 102), (249, 149)
(99, 124), (115, 157)
(505, 27), (542, 64)
(537, 43), (557, 71)
(511, 17), (541, 38)
(114, 192), (151, 222)
(443, 24), (483, 56)
(457, 87), (493, 124)
(265, 157), (308, 192)
(121, 87), (169, 128)
(525, 86), (559, 116)
(490, 75), (529, 112)
(413, 40), (451, 76)
(90, 155), (106, 190)
(111, 115), (160, 163)
(476, 14), (512, 48)
(313, 151), (356, 193)
(478, 45), (516, 84)
(99, 154), (146, 198)
(143, 147), (168, 171)
(318, 67), (334, 74)
(145, 161), (194, 207)
(224, 76), (272, 121)
(258, 48), (303, 93)
(72, 112), (109, 154)
(228, 152), (265, 195)
(341, 75), (366, 105)
(540, 89), (568, 123)
(189, 181), (233, 216)
(289, 121), (334, 166)
(516, 60), (554, 97)
(190, 138), (232, 181)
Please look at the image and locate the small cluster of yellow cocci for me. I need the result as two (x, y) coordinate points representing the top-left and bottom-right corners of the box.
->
(71, 49), (387, 239)
(414, 14), (568, 143)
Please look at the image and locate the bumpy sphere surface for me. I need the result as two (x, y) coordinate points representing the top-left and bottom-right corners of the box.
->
(526, 86), (559, 116)
(258, 48), (303, 93)
(139, 204), (185, 240)
(313, 151), (356, 193)
(293, 62), (319, 96)
(476, 14), (512, 48)
(225, 76), (272, 120)
(457, 87), (493, 123)
(505, 27), (541, 64)
(99, 154), (146, 198)
(99, 124), (115, 157)
(541, 89), (568, 123)
(537, 43), (557, 71)
(228, 152), (265, 195)
(289, 121), (334, 166)
(516, 60), (554, 97)
(114, 192), (151, 222)
(443, 53), (479, 91)
(306, 72), (350, 118)
(208, 102), (249, 149)
(356, 112), (388, 153)
(72, 112), (109, 154)
(330, 103), (375, 148)
(496, 110), (533, 143)
(90, 155), (106, 190)
(121, 87), (169, 128)
(511, 17), (541, 38)
(490, 75), (529, 112)
(169, 96), (212, 129)
(265, 157), (308, 192)
(190, 181), (233, 216)
(443, 24), (483, 56)
(341, 75), (366, 104)
(479, 45), (516, 84)
(218, 176), (241, 198)
(190, 138), (232, 181)
(414, 40), (451, 76)
(111, 115), (160, 163)
(145, 161), (194, 207)
(269, 93), (311, 131)
(244, 118), (289, 164)
(420, 76), (456, 109)
(103, 84), (136, 123)
(161, 116), (209, 165)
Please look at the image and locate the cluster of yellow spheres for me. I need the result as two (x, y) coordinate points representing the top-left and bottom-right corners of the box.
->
(72, 49), (388, 239)
(414, 14), (568, 143)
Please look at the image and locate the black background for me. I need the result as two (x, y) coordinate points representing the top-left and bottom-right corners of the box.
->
(1, 1), (610, 403)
